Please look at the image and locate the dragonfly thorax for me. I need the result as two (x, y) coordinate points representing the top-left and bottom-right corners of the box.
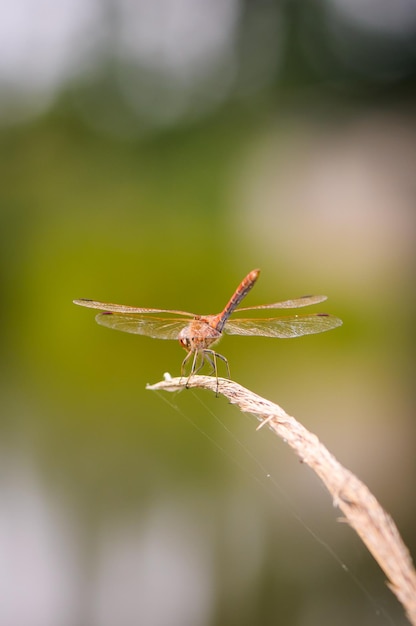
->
(178, 319), (222, 353)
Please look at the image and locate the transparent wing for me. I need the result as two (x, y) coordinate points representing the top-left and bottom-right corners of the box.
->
(73, 299), (194, 317)
(96, 313), (190, 340)
(235, 294), (327, 312)
(224, 314), (342, 338)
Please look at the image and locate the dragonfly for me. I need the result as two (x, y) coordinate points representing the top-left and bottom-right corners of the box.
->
(73, 269), (342, 383)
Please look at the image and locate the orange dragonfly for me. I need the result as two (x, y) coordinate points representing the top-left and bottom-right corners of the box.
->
(74, 269), (342, 381)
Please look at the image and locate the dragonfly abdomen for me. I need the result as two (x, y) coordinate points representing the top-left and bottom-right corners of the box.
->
(215, 269), (260, 332)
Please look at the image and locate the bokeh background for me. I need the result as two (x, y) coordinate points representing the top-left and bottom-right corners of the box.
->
(1, 1), (416, 624)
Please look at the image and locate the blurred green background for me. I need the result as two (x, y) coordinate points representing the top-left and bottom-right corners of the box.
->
(1, 1), (415, 624)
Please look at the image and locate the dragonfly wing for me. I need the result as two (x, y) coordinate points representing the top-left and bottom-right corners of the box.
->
(235, 295), (327, 312)
(96, 313), (189, 340)
(223, 314), (342, 338)
(73, 299), (194, 317)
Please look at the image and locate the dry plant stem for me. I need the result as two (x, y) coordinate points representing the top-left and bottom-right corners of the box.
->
(147, 375), (416, 625)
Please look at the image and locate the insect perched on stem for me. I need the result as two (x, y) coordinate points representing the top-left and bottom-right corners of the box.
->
(74, 269), (342, 385)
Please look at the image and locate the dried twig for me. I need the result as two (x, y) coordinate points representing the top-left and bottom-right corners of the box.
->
(147, 375), (416, 624)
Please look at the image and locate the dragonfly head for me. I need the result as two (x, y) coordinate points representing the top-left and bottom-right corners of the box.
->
(178, 326), (195, 352)
(178, 322), (221, 353)
(179, 334), (192, 352)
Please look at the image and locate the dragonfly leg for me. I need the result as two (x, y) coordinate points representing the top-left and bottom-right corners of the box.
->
(181, 351), (194, 380)
(184, 350), (200, 388)
(192, 352), (207, 376)
(181, 349), (229, 393)
(212, 351), (230, 379)
(200, 350), (218, 395)
(202, 352), (215, 375)
(203, 350), (230, 396)
(200, 350), (229, 378)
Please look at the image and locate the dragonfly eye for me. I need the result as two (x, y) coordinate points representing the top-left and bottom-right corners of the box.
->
(179, 337), (191, 350)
